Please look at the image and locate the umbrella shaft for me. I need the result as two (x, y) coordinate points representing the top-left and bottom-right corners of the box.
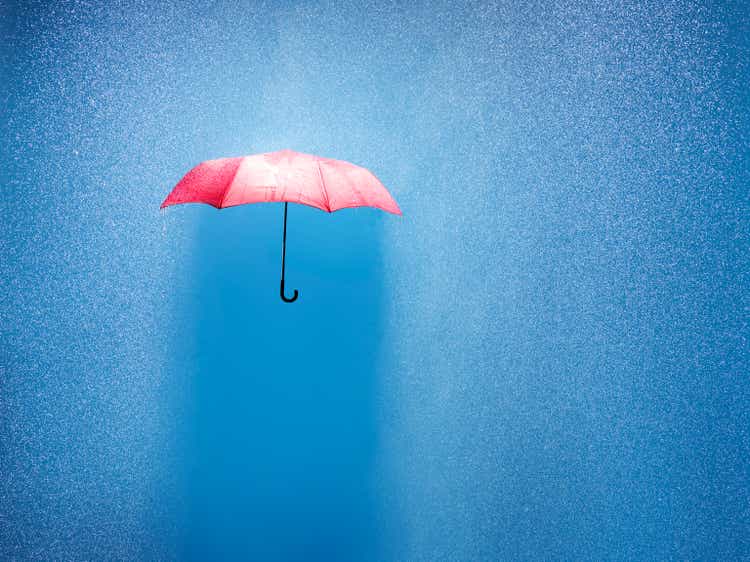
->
(279, 203), (299, 303)
(281, 202), (288, 281)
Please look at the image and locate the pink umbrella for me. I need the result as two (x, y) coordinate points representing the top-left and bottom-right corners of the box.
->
(161, 149), (402, 303)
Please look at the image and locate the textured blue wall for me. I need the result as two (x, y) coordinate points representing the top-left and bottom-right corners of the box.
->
(2, 1), (748, 560)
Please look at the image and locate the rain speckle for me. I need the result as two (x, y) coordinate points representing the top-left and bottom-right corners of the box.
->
(2, 1), (748, 560)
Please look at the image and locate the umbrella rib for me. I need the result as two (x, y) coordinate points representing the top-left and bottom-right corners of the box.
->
(218, 159), (243, 209)
(315, 160), (332, 212)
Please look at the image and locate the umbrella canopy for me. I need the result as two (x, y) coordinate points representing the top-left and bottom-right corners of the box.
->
(161, 149), (401, 302)
(160, 149), (401, 215)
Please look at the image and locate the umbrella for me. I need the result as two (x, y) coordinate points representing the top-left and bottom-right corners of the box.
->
(160, 149), (402, 303)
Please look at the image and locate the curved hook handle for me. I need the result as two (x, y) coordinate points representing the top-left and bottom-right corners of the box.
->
(280, 279), (299, 303)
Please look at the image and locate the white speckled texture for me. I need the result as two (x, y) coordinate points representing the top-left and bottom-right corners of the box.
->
(2, 1), (748, 559)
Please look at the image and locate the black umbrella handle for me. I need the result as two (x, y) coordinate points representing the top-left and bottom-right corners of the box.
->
(280, 202), (299, 303)
(280, 279), (298, 303)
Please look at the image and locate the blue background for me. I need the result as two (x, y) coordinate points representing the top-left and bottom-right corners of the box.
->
(2, 1), (749, 560)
